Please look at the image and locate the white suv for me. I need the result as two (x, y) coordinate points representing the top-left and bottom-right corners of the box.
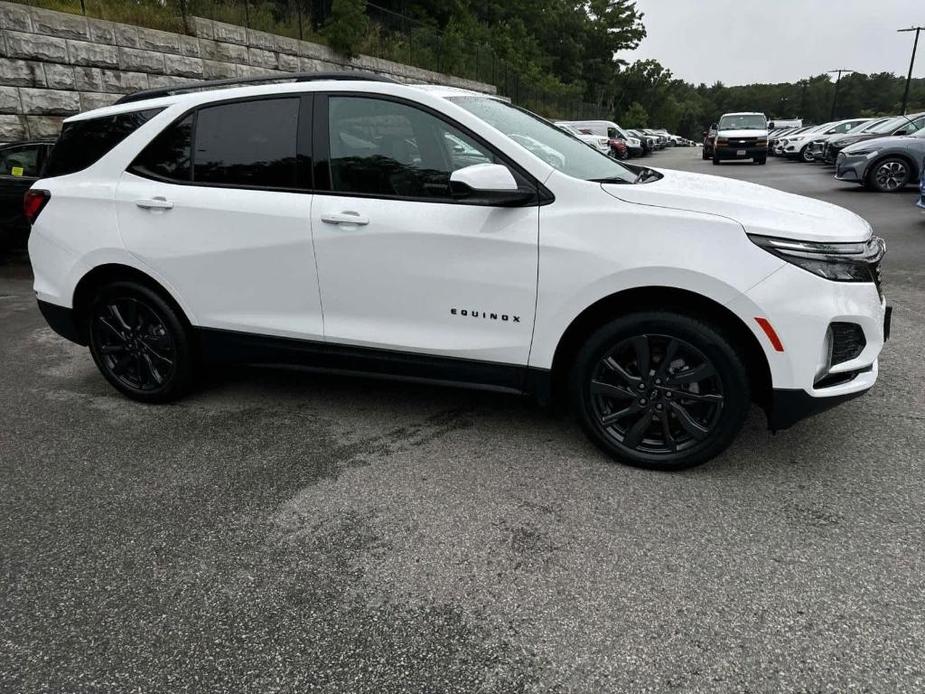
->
(27, 73), (890, 470)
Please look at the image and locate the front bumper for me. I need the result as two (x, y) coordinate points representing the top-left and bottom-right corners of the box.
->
(767, 387), (869, 430)
(715, 146), (767, 160)
(835, 152), (869, 182)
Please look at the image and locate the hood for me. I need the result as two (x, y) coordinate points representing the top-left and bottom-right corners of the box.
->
(716, 128), (767, 138)
(602, 168), (872, 243)
(844, 134), (923, 153)
(830, 132), (884, 149)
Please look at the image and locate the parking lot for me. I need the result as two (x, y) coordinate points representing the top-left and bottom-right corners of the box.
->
(2, 147), (923, 691)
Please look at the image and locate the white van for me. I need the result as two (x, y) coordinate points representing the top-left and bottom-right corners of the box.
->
(712, 112), (769, 164)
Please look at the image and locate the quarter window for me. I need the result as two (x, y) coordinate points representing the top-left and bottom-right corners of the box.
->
(193, 98), (299, 188)
(45, 108), (162, 177)
(327, 96), (496, 199)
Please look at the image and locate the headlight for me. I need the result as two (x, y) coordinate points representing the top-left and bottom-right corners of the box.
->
(848, 149), (879, 158)
(748, 234), (885, 282)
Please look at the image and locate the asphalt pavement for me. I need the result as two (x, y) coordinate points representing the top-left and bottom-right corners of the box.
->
(1, 148), (923, 692)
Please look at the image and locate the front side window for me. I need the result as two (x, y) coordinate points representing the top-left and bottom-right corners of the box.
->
(0, 145), (43, 178)
(327, 96), (497, 199)
(449, 97), (638, 183)
(194, 98), (299, 188)
(44, 108), (161, 177)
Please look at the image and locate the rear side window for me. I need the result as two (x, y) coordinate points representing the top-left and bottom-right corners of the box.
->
(0, 145), (45, 178)
(194, 98), (299, 188)
(44, 108), (161, 177)
(129, 114), (193, 182)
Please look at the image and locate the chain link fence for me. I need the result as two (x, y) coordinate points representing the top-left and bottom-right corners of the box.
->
(12, 0), (608, 119)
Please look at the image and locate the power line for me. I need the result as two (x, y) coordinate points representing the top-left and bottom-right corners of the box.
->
(898, 27), (924, 115)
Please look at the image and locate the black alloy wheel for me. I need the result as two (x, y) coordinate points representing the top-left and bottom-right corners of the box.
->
(571, 313), (749, 470)
(88, 282), (194, 402)
(867, 157), (911, 192)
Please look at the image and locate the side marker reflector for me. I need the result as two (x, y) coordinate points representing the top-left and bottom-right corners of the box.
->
(755, 317), (784, 352)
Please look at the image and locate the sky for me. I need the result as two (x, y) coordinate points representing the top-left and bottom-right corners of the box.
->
(623, 0), (924, 86)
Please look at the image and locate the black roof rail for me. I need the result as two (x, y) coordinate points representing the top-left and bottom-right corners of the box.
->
(114, 70), (396, 105)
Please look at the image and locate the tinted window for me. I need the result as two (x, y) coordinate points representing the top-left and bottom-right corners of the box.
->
(129, 114), (193, 182)
(328, 96), (496, 198)
(0, 145), (43, 177)
(193, 98), (299, 188)
(44, 108), (161, 177)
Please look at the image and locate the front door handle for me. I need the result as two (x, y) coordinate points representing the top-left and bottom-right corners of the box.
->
(320, 211), (369, 226)
(135, 197), (174, 210)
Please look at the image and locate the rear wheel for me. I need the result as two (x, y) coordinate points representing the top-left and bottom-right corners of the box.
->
(570, 312), (750, 470)
(87, 281), (195, 403)
(712, 153), (720, 165)
(755, 155), (767, 165)
(702, 148), (709, 160)
(866, 157), (911, 192)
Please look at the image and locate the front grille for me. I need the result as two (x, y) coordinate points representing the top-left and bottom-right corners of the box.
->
(829, 322), (866, 365)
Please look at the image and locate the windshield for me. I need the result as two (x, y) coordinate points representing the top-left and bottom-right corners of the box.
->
(450, 96), (637, 183)
(912, 127), (925, 139)
(718, 114), (766, 130)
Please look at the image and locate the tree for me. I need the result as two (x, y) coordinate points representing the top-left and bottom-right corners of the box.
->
(623, 101), (649, 129)
(323, 0), (368, 58)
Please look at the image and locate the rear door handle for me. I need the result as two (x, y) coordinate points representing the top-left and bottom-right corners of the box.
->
(320, 211), (369, 226)
(135, 197), (174, 210)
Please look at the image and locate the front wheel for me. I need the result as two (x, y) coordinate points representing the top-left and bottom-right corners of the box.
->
(87, 281), (195, 403)
(866, 157), (911, 192)
(570, 312), (750, 470)
(800, 145), (814, 162)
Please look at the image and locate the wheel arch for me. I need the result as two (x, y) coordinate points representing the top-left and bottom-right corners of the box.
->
(72, 263), (194, 342)
(548, 286), (772, 408)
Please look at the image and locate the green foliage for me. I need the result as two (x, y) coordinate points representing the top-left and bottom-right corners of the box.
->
(323, 0), (368, 57)
(622, 101), (648, 129)
(612, 63), (925, 139)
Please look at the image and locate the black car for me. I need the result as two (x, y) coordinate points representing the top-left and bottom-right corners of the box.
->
(823, 113), (925, 165)
(0, 140), (54, 250)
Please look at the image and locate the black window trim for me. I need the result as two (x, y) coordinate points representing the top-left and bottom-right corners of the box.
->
(313, 90), (553, 207)
(127, 93), (313, 195)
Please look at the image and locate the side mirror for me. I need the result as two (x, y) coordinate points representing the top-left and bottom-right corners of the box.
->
(710, 123), (718, 130)
(449, 164), (534, 206)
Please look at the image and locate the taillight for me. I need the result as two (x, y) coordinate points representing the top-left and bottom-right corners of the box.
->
(23, 189), (50, 224)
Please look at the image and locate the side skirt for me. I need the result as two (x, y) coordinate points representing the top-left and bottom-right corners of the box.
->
(198, 327), (552, 398)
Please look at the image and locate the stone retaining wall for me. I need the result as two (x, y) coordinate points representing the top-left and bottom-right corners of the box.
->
(0, 1), (495, 141)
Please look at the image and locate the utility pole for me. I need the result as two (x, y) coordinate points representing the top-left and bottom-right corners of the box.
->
(828, 69), (853, 120)
(898, 27), (924, 115)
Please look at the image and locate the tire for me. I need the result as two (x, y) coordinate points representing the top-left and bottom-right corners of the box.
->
(569, 312), (750, 470)
(800, 145), (814, 162)
(86, 281), (195, 403)
(755, 155), (767, 165)
(702, 148), (709, 160)
(865, 157), (912, 192)
(712, 153), (720, 165)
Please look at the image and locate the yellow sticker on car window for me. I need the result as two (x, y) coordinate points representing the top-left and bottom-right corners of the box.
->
(11, 166), (24, 177)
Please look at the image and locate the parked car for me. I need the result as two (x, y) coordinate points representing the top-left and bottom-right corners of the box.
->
(566, 120), (643, 158)
(643, 129), (667, 149)
(779, 120), (870, 162)
(771, 125), (814, 156)
(702, 124), (717, 159)
(919, 164), (925, 211)
(823, 113), (925, 164)
(712, 112), (768, 164)
(556, 122), (611, 155)
(629, 129), (656, 154)
(27, 73), (889, 471)
(821, 117), (893, 164)
(806, 118), (871, 161)
(835, 126), (925, 192)
(0, 140), (54, 249)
